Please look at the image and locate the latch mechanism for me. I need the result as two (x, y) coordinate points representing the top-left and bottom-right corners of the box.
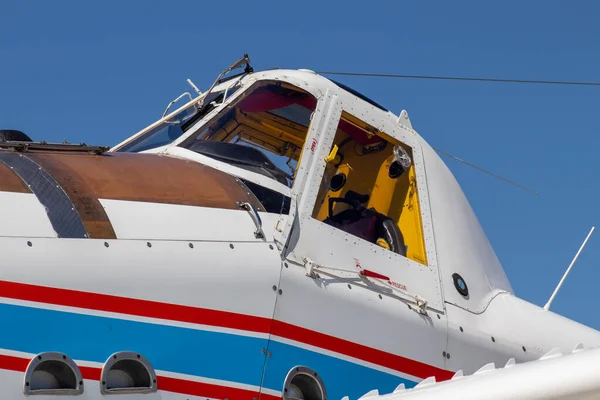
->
(414, 295), (428, 315)
(302, 257), (317, 278)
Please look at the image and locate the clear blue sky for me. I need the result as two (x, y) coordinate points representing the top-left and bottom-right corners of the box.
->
(2, 1), (600, 327)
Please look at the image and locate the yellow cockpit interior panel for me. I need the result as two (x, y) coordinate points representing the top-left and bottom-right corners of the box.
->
(312, 112), (427, 265)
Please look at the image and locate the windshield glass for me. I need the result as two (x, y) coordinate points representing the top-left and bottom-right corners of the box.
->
(116, 88), (238, 153)
(178, 81), (316, 188)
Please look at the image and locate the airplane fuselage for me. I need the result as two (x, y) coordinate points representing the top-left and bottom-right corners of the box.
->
(0, 64), (598, 400)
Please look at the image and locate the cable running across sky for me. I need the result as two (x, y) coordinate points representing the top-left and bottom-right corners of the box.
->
(318, 71), (600, 87)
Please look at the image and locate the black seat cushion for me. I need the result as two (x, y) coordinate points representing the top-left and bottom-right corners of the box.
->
(324, 207), (406, 256)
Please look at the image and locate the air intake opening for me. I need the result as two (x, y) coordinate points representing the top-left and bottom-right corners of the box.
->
(283, 366), (327, 400)
(100, 352), (157, 394)
(24, 352), (83, 395)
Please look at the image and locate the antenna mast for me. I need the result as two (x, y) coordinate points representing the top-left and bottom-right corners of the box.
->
(543, 226), (595, 311)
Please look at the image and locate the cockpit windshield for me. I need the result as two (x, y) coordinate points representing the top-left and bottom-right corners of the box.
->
(116, 88), (238, 153)
(178, 81), (317, 189)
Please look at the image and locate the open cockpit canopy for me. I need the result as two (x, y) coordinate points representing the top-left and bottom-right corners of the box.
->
(114, 77), (322, 214)
(177, 81), (317, 189)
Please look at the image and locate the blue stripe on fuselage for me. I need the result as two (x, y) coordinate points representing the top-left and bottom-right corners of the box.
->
(0, 303), (415, 398)
(1, 302), (266, 386)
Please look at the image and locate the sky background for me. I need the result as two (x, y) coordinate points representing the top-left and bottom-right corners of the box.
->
(1, 1), (600, 328)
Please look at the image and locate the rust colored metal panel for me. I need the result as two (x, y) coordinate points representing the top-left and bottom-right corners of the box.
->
(24, 153), (117, 239)
(26, 152), (263, 239)
(0, 153), (88, 238)
(0, 158), (30, 193)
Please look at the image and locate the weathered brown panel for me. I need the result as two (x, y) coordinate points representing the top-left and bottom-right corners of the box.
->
(0, 160), (30, 193)
(24, 154), (117, 239)
(29, 152), (258, 207)
(26, 152), (262, 239)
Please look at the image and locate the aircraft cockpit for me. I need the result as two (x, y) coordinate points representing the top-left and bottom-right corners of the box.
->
(113, 78), (316, 215)
(175, 80), (317, 215)
(111, 60), (428, 266)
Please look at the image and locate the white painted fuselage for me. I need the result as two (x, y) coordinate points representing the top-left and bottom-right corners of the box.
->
(0, 65), (598, 400)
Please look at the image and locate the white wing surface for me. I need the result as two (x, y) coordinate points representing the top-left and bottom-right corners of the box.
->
(352, 346), (600, 400)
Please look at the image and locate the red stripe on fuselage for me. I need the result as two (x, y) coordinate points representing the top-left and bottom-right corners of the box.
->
(0, 354), (274, 400)
(0, 280), (452, 380)
(159, 376), (280, 400)
(79, 365), (101, 380)
(0, 354), (29, 372)
(271, 320), (453, 381)
(0, 280), (272, 334)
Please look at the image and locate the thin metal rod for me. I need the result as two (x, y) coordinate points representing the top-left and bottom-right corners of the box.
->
(187, 79), (203, 96)
(318, 71), (600, 87)
(433, 148), (538, 195)
(544, 226), (595, 311)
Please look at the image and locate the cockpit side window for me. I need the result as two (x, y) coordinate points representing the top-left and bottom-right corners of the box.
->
(312, 112), (428, 265)
(177, 81), (316, 212)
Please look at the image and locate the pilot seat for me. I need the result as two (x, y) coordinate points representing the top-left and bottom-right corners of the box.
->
(323, 190), (406, 256)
